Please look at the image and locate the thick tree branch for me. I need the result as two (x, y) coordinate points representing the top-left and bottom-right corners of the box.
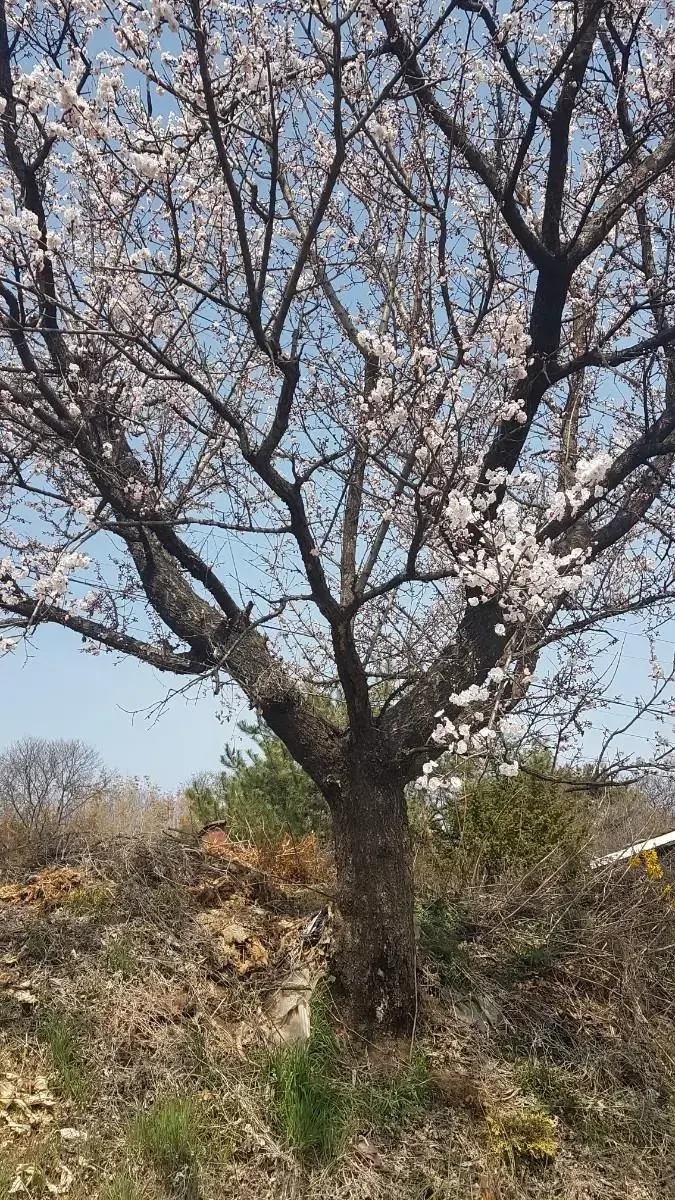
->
(1, 596), (203, 674)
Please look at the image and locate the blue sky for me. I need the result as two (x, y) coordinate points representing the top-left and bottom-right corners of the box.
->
(0, 625), (249, 790)
(1, 616), (673, 792)
(1, 12), (674, 797)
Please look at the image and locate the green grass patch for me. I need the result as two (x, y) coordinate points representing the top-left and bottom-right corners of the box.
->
(356, 1053), (432, 1136)
(264, 987), (434, 1160)
(102, 1170), (144, 1200)
(105, 934), (136, 978)
(39, 1010), (91, 1102)
(130, 1097), (202, 1199)
(265, 991), (347, 1160)
(267, 1041), (347, 1160)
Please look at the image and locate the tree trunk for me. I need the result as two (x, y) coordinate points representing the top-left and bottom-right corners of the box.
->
(328, 750), (416, 1034)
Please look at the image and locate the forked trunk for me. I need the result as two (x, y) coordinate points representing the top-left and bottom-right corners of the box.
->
(328, 753), (416, 1033)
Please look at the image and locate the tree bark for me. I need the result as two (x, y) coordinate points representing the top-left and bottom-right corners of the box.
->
(328, 745), (416, 1033)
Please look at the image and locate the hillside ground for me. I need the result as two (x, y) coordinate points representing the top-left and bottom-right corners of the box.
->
(1, 832), (674, 1200)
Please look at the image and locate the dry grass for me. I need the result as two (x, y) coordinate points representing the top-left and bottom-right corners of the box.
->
(0, 778), (187, 882)
(198, 829), (332, 886)
(1, 832), (674, 1199)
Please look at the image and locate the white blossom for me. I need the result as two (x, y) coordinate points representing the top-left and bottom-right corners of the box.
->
(97, 76), (117, 105)
(576, 452), (612, 487)
(445, 492), (473, 532)
(128, 151), (168, 180)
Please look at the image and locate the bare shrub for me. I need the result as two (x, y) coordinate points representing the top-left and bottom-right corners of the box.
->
(81, 776), (187, 840)
(0, 739), (186, 867)
(0, 737), (106, 857)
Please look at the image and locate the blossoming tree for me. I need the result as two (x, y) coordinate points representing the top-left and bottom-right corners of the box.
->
(2, 0), (675, 1028)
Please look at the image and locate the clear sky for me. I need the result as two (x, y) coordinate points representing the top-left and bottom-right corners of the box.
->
(0, 624), (250, 790)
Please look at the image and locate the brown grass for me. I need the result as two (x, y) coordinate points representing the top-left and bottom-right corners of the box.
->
(0, 777), (187, 883)
(199, 829), (332, 885)
(0, 833), (674, 1199)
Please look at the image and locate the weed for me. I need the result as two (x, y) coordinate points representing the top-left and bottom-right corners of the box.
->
(357, 1055), (432, 1136)
(102, 1171), (144, 1200)
(62, 883), (114, 917)
(265, 989), (347, 1160)
(519, 1056), (675, 1150)
(185, 1027), (217, 1086)
(0, 1162), (12, 1200)
(23, 920), (52, 963)
(130, 1097), (202, 1199)
(510, 941), (556, 978)
(419, 897), (469, 959)
(0, 992), (25, 1028)
(121, 878), (189, 929)
(22, 912), (102, 965)
(518, 1059), (581, 1125)
(3, 1144), (67, 1199)
(487, 1110), (558, 1167)
(39, 1010), (91, 1102)
(105, 934), (136, 977)
(418, 898), (474, 987)
(266, 1042), (346, 1159)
